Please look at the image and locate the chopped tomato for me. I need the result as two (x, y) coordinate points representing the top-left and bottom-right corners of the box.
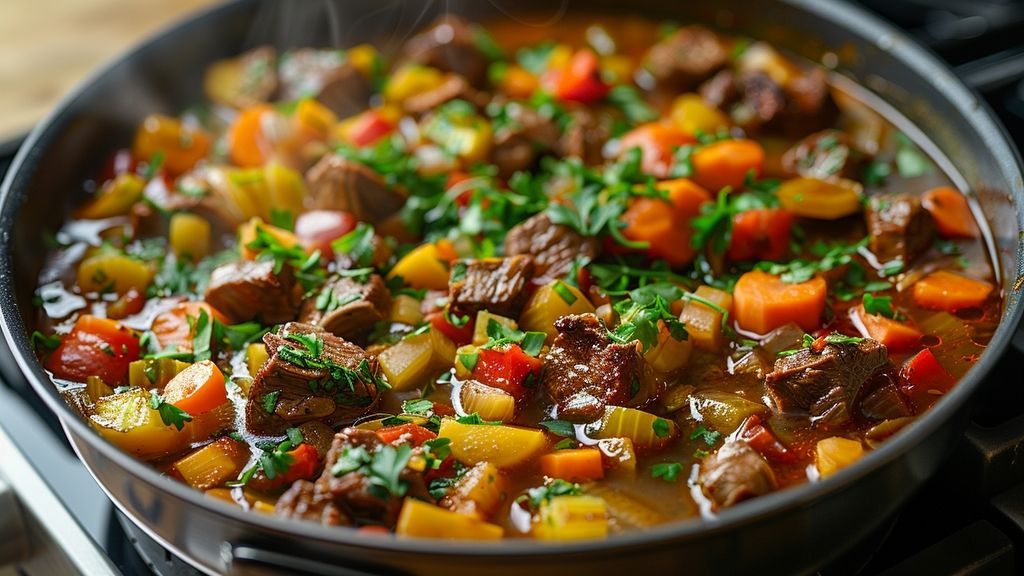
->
(294, 210), (357, 256)
(472, 344), (543, 402)
(619, 123), (695, 179)
(727, 208), (794, 262)
(151, 301), (229, 351)
(553, 50), (610, 104)
(899, 348), (955, 399)
(739, 415), (796, 463)
(106, 289), (146, 320)
(349, 109), (396, 147)
(46, 315), (139, 385)
(376, 423), (437, 446)
(280, 444), (321, 485)
(428, 311), (475, 346)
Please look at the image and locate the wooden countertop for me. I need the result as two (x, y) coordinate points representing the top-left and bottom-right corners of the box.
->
(0, 0), (220, 143)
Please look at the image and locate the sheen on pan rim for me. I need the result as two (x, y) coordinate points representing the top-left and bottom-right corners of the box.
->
(0, 0), (1021, 563)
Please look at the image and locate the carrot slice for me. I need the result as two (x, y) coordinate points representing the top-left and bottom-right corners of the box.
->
(228, 104), (273, 167)
(152, 301), (229, 351)
(691, 139), (765, 193)
(619, 123), (695, 179)
(621, 178), (711, 267)
(733, 270), (827, 334)
(912, 270), (993, 312)
(539, 448), (605, 481)
(852, 304), (923, 352)
(163, 360), (228, 415)
(921, 187), (978, 238)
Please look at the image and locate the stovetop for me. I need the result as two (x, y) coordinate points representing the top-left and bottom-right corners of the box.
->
(2, 1), (1024, 575)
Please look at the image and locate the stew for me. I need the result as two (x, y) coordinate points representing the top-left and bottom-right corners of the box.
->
(32, 14), (1001, 541)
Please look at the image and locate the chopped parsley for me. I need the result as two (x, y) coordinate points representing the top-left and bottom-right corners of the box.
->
(552, 280), (578, 305)
(480, 319), (546, 357)
(608, 283), (688, 352)
(331, 223), (376, 269)
(277, 331), (390, 395)
(331, 443), (414, 499)
(148, 391), (192, 431)
(651, 462), (683, 482)
(539, 420), (576, 437)
(652, 418), (672, 438)
(606, 85), (657, 125)
(31, 330), (61, 351)
(894, 133), (931, 178)
(457, 351), (479, 373)
(231, 428), (305, 487)
(455, 412), (501, 425)
(756, 238), (868, 284)
(518, 479), (582, 508)
(862, 293), (897, 319)
(401, 398), (435, 415)
(688, 426), (721, 447)
(778, 332), (867, 356)
(262, 390), (281, 414)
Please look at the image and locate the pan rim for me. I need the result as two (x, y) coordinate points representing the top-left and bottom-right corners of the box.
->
(1, 0), (1022, 562)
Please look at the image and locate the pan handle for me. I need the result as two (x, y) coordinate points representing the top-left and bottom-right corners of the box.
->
(223, 542), (408, 576)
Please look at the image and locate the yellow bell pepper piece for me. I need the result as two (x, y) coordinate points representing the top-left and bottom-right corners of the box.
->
(387, 243), (450, 290)
(246, 343), (269, 377)
(472, 311), (517, 346)
(377, 328), (454, 392)
(395, 499), (504, 540)
(385, 65), (445, 103)
(90, 388), (191, 460)
(816, 437), (865, 478)
(670, 94), (730, 135)
(77, 173), (144, 220)
(533, 495), (609, 541)
(346, 44), (380, 78)
(294, 98), (337, 137)
(169, 213), (211, 262)
(438, 418), (547, 468)
(519, 281), (595, 341)
(389, 294), (424, 326)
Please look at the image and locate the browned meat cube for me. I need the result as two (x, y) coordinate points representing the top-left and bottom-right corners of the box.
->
(245, 323), (383, 436)
(700, 67), (837, 136)
(402, 74), (488, 115)
(278, 49), (372, 118)
(402, 15), (490, 87)
(699, 441), (777, 509)
(645, 26), (728, 89)
(490, 103), (561, 177)
(449, 256), (534, 318)
(542, 314), (643, 423)
(504, 213), (600, 281)
(299, 273), (391, 343)
(203, 260), (301, 325)
(866, 194), (935, 264)
(781, 129), (860, 181)
(765, 338), (890, 427)
(556, 108), (612, 166)
(305, 156), (407, 226)
(276, 428), (429, 527)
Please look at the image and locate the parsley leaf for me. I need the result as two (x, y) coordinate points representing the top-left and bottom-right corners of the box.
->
(651, 462), (683, 482)
(608, 283), (688, 352)
(480, 319), (547, 357)
(148, 391), (192, 431)
(455, 412), (501, 425)
(606, 85), (657, 125)
(519, 479), (582, 508)
(862, 293), (897, 319)
(688, 426), (721, 447)
(652, 418), (672, 438)
(331, 223), (376, 269)
(539, 420), (576, 437)
(31, 330), (61, 351)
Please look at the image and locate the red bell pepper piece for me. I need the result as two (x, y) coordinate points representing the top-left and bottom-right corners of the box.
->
(554, 50), (610, 104)
(376, 423), (437, 447)
(899, 348), (955, 396)
(472, 344), (543, 402)
(727, 208), (794, 262)
(349, 109), (395, 147)
(428, 311), (475, 346)
(739, 415), (797, 463)
(46, 315), (139, 385)
(279, 443), (321, 484)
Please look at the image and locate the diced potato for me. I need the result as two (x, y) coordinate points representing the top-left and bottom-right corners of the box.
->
(586, 406), (676, 450)
(128, 358), (191, 389)
(388, 243), (451, 291)
(816, 437), (865, 478)
(533, 495), (609, 541)
(473, 311), (517, 346)
(585, 484), (664, 529)
(77, 252), (154, 295)
(396, 499), (504, 540)
(596, 437), (637, 477)
(169, 213), (211, 262)
(172, 437), (251, 490)
(689, 390), (769, 435)
(385, 65), (446, 103)
(89, 388), (190, 460)
(643, 322), (693, 374)
(519, 281), (595, 340)
(262, 163), (307, 221)
(678, 285), (734, 351)
(85, 376), (113, 403)
(246, 343), (269, 377)
(390, 294), (424, 326)
(777, 177), (863, 220)
(670, 94), (729, 135)
(444, 462), (507, 520)
(77, 173), (144, 219)
(378, 328), (454, 392)
(438, 418), (547, 468)
(459, 380), (516, 422)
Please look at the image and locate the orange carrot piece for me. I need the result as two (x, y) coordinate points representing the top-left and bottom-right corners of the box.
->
(852, 305), (923, 352)
(151, 301), (229, 351)
(133, 114), (211, 176)
(500, 65), (540, 99)
(228, 104), (273, 167)
(733, 270), (827, 334)
(163, 360), (228, 415)
(621, 178), (711, 267)
(912, 270), (994, 312)
(619, 123), (695, 178)
(921, 187), (978, 239)
(691, 139), (765, 193)
(539, 448), (605, 481)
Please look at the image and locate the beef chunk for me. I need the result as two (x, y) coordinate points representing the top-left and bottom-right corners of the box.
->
(246, 323), (382, 436)
(490, 102), (561, 177)
(403, 16), (489, 87)
(276, 428), (428, 527)
(700, 66), (836, 136)
(278, 49), (371, 118)
(699, 69), (738, 109)
(645, 26), (728, 89)
(859, 375), (913, 421)
(299, 274), (391, 343)
(542, 314), (643, 423)
(765, 338), (890, 426)
(204, 260), (300, 325)
(557, 108), (611, 166)
(866, 194), (935, 264)
(699, 441), (777, 509)
(403, 74), (488, 115)
(504, 213), (600, 281)
(449, 256), (534, 318)
(305, 156), (406, 225)
(781, 130), (860, 181)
